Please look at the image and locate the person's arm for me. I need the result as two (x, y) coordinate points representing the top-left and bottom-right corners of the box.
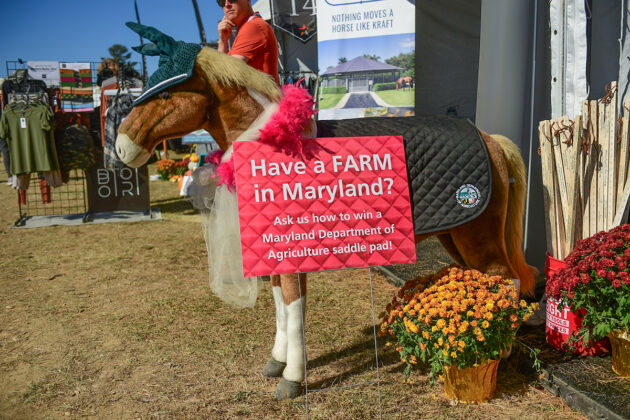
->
(226, 21), (265, 64)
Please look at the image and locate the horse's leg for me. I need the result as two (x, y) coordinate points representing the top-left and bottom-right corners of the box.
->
(263, 275), (288, 378)
(275, 273), (307, 400)
(436, 234), (466, 266)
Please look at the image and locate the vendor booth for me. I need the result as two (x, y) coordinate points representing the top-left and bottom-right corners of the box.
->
(1, 60), (152, 226)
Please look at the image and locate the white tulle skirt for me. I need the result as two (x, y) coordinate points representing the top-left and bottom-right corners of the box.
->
(190, 165), (262, 308)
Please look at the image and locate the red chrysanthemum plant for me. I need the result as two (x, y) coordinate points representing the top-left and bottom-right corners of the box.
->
(546, 224), (630, 345)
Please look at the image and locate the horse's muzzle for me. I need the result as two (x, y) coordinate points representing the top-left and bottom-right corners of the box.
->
(115, 133), (152, 168)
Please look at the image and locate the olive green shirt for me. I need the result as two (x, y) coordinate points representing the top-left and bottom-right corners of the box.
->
(0, 102), (59, 175)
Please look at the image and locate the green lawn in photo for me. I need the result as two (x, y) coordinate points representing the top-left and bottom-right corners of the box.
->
(318, 93), (346, 109)
(375, 88), (415, 106)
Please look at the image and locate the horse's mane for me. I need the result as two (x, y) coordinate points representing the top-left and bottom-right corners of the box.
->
(196, 47), (282, 103)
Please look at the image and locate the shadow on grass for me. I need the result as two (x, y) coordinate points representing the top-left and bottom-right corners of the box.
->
(305, 324), (428, 390)
(305, 324), (538, 396)
(152, 197), (197, 215)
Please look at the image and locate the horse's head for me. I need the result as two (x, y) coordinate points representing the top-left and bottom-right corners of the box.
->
(116, 23), (281, 167)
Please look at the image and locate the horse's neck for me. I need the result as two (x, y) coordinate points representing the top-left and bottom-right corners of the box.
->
(232, 89), (279, 144)
(214, 88), (279, 154)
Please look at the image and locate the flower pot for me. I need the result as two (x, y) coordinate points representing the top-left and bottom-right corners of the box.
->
(545, 297), (610, 355)
(443, 359), (500, 403)
(544, 253), (610, 355)
(607, 331), (630, 377)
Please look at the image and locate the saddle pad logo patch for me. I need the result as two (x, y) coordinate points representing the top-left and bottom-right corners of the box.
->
(456, 184), (481, 208)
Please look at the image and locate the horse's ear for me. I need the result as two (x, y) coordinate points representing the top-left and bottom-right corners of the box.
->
(125, 22), (177, 56)
(132, 44), (162, 57)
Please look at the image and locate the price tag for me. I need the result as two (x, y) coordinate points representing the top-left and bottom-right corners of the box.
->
(20, 117), (26, 128)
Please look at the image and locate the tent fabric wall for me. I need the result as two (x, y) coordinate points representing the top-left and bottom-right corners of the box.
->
(618, 0), (630, 224)
(549, 0), (588, 119)
(589, 0), (622, 100)
(619, 1), (630, 110)
(414, 0), (481, 120)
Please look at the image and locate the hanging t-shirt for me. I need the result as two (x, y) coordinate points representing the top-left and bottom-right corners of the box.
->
(0, 102), (59, 175)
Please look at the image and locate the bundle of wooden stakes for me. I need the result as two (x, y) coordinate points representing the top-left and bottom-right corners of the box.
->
(539, 82), (630, 260)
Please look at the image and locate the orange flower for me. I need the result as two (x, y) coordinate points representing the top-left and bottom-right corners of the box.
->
(422, 331), (430, 340)
(405, 319), (419, 333)
(458, 340), (466, 349)
(509, 314), (518, 322)
(470, 320), (478, 328)
(481, 320), (490, 329)
(476, 334), (485, 342)
(436, 319), (446, 329)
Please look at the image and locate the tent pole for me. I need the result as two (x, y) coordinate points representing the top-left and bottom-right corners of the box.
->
(523, 0), (539, 252)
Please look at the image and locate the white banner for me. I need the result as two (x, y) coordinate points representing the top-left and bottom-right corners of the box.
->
(27, 61), (60, 87)
(317, 0), (414, 41)
(316, 0), (415, 120)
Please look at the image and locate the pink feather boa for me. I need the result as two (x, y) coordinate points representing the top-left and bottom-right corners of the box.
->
(203, 84), (316, 191)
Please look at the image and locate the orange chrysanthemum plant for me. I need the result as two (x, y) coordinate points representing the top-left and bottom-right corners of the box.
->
(380, 266), (540, 382)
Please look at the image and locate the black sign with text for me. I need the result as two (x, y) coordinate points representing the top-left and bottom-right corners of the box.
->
(86, 158), (150, 213)
(271, 0), (317, 43)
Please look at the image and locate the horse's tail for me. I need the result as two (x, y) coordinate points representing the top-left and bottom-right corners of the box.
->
(491, 134), (537, 296)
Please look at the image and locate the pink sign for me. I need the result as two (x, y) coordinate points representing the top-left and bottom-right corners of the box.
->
(233, 136), (416, 277)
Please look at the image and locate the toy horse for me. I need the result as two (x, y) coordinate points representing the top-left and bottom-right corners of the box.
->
(116, 23), (536, 400)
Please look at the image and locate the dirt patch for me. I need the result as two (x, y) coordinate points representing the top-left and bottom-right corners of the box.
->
(0, 164), (585, 419)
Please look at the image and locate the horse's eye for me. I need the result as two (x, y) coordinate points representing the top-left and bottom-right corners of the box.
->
(158, 91), (171, 100)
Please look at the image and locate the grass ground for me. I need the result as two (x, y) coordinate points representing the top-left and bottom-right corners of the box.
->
(0, 159), (585, 419)
(375, 89), (415, 106)
(318, 93), (346, 109)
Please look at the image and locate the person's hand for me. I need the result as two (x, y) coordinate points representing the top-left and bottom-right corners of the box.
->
(217, 16), (234, 53)
(218, 17), (234, 43)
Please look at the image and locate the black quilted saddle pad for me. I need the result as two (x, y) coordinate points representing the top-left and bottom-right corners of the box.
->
(316, 116), (492, 235)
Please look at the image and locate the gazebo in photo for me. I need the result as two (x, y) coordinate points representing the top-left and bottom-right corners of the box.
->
(320, 56), (403, 92)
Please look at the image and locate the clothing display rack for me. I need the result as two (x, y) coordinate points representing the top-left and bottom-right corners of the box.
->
(14, 170), (88, 226)
(4, 61), (101, 226)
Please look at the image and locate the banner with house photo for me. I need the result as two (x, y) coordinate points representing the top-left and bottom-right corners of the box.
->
(316, 0), (415, 120)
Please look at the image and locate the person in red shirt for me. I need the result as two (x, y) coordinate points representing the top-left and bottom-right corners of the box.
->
(217, 0), (279, 84)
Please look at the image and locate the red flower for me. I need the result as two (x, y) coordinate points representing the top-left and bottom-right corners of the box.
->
(546, 224), (630, 300)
